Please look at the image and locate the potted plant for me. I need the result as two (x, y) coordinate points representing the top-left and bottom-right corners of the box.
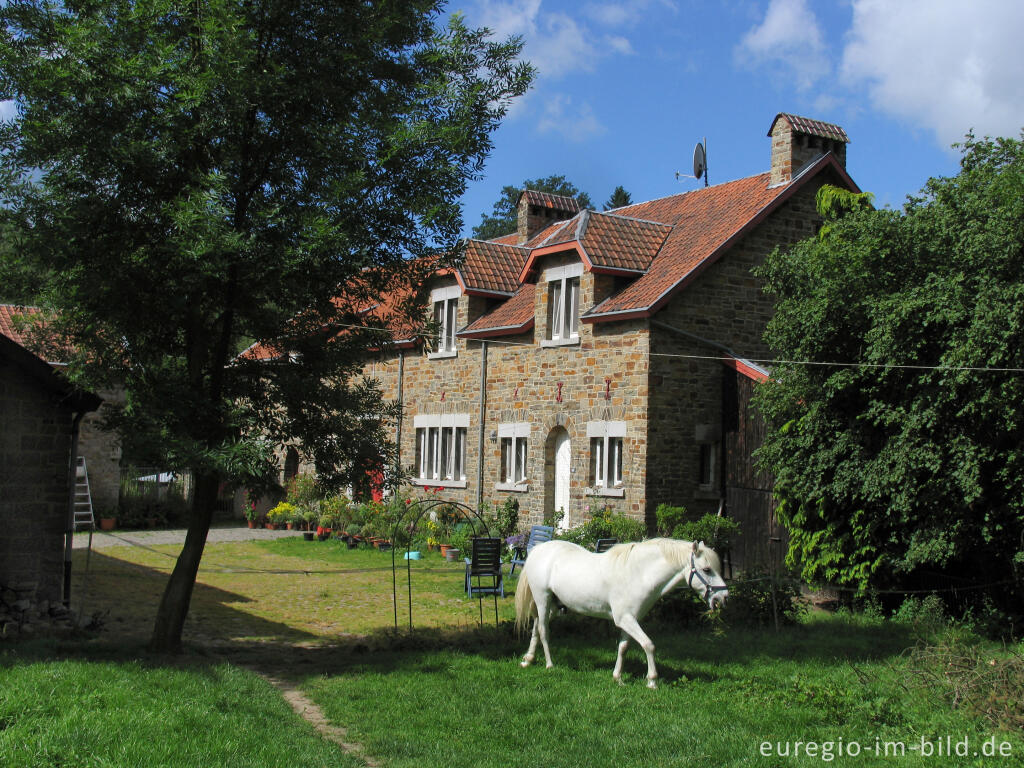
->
(97, 507), (117, 531)
(244, 503), (262, 529)
(266, 502), (294, 530)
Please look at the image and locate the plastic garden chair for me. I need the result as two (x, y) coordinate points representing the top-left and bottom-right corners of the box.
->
(507, 525), (554, 578)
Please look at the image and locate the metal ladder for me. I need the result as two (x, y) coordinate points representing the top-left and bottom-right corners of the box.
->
(73, 456), (95, 531)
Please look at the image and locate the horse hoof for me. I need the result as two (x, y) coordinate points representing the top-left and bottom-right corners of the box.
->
(614, 676), (625, 687)
(647, 679), (658, 690)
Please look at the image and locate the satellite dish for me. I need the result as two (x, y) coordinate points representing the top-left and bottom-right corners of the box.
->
(693, 140), (706, 183)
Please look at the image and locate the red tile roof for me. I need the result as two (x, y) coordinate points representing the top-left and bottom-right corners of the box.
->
(524, 210), (673, 276)
(586, 154), (856, 319)
(459, 240), (529, 295)
(459, 283), (536, 338)
(0, 303), (39, 346)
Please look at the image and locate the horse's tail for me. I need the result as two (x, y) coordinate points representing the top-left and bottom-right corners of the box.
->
(514, 571), (535, 636)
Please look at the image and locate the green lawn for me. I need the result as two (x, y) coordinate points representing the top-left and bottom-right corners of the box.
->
(303, 615), (1023, 768)
(71, 536), (513, 646)
(0, 643), (360, 768)
(12, 533), (1017, 767)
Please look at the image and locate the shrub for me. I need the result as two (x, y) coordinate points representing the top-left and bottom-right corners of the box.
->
(559, 507), (646, 549)
(720, 572), (804, 627)
(494, 497), (519, 540)
(655, 504), (740, 551)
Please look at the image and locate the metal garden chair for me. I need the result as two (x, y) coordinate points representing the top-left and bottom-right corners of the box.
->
(464, 536), (504, 625)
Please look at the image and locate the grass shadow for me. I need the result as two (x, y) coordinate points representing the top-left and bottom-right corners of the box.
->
(70, 549), (321, 647)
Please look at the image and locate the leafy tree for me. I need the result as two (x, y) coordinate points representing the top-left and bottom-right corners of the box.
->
(603, 185), (632, 211)
(755, 135), (1024, 618)
(471, 174), (592, 240)
(0, 0), (531, 652)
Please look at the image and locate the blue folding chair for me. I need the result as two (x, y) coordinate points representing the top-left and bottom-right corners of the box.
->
(507, 524), (554, 578)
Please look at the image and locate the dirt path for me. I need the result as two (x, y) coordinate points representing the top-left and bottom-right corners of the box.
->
(258, 671), (380, 768)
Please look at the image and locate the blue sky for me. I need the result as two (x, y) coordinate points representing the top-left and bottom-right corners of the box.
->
(452, 0), (1024, 236)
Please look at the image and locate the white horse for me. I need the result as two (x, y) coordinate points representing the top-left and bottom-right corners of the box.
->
(514, 538), (728, 688)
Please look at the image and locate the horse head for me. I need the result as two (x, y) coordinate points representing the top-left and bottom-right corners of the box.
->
(688, 541), (729, 609)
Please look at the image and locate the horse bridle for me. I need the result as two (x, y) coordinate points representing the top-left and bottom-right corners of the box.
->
(688, 551), (729, 605)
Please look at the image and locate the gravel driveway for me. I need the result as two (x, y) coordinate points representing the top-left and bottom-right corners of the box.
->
(72, 524), (304, 549)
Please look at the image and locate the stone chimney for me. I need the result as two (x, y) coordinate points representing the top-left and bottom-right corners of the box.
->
(516, 190), (581, 245)
(768, 113), (849, 187)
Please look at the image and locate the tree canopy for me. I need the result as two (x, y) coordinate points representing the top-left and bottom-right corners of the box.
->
(0, 0), (531, 651)
(470, 174), (592, 240)
(603, 185), (632, 210)
(755, 135), (1024, 620)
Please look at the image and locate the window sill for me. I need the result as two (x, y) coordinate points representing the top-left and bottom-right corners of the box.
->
(693, 488), (721, 501)
(495, 482), (529, 493)
(540, 336), (580, 348)
(585, 486), (625, 498)
(411, 478), (467, 489)
(427, 350), (458, 360)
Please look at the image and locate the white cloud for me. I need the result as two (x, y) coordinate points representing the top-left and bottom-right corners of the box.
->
(736, 0), (829, 91)
(840, 0), (1024, 148)
(584, 0), (678, 28)
(0, 100), (17, 122)
(536, 94), (607, 142)
(473, 0), (598, 79)
(605, 35), (634, 55)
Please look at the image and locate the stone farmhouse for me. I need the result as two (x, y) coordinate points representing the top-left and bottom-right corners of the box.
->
(345, 113), (860, 567)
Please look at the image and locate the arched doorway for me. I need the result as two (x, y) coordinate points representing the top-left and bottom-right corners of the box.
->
(544, 427), (571, 530)
(283, 447), (300, 483)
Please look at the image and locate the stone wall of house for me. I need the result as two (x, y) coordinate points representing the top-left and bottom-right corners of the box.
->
(0, 363), (75, 631)
(646, 178), (825, 522)
(76, 388), (124, 515)
(365, 255), (651, 530)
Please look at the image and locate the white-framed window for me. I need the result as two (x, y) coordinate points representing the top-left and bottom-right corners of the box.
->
(544, 263), (582, 344)
(698, 442), (717, 491)
(497, 422), (529, 488)
(429, 285), (459, 357)
(587, 421), (626, 495)
(414, 413), (469, 485)
(694, 423), (721, 495)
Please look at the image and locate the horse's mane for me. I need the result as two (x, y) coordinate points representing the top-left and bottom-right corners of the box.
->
(604, 538), (695, 571)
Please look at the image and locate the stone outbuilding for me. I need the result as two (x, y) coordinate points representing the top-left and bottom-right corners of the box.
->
(0, 331), (101, 630)
(0, 305), (124, 515)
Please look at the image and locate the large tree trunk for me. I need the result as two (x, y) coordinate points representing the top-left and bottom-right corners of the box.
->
(148, 471), (220, 653)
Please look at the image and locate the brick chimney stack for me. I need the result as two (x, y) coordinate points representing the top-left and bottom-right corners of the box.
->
(768, 113), (849, 187)
(516, 190), (581, 245)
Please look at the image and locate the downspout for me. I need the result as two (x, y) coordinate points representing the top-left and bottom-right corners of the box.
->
(476, 341), (488, 511)
(62, 410), (87, 607)
(396, 350), (404, 476)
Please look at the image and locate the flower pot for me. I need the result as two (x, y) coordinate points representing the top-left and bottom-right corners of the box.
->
(286, 522), (296, 531)
(444, 548), (460, 562)
(266, 523), (278, 531)
(303, 531), (315, 542)
(247, 520), (258, 529)
(98, 517), (116, 531)
(439, 544), (453, 557)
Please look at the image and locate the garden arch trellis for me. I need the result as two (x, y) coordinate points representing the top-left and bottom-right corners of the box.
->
(390, 498), (493, 629)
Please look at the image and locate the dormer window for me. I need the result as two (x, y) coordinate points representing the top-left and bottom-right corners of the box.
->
(428, 285), (459, 358)
(543, 263), (583, 346)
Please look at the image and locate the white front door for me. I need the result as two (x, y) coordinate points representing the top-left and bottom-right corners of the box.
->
(553, 430), (570, 530)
